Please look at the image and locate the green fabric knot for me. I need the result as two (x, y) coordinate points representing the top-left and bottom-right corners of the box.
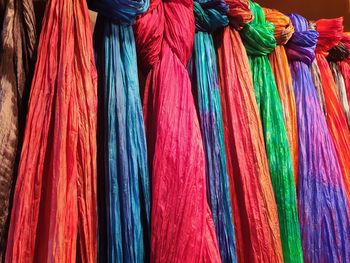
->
(240, 1), (276, 56)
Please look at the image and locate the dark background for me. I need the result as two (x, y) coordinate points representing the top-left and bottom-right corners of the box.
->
(257, 0), (350, 30)
(33, 0), (350, 31)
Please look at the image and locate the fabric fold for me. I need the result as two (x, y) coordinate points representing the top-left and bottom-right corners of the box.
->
(214, 0), (283, 262)
(134, 0), (221, 261)
(0, 0), (36, 259)
(190, 1), (237, 262)
(5, 0), (98, 261)
(286, 14), (350, 263)
(240, 2), (303, 263)
(89, 0), (151, 262)
(264, 8), (299, 186)
(340, 33), (350, 104)
(327, 43), (350, 128)
(314, 17), (350, 209)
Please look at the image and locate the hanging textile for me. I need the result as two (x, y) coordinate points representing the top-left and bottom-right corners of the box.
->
(286, 14), (350, 263)
(240, 2), (303, 263)
(264, 9), (299, 186)
(5, 0), (97, 261)
(214, 0), (283, 262)
(191, 1), (237, 262)
(309, 21), (327, 115)
(134, 0), (221, 261)
(315, 18), (350, 207)
(327, 43), (350, 128)
(88, 0), (151, 262)
(337, 34), (350, 115)
(310, 60), (327, 114)
(0, 0), (36, 259)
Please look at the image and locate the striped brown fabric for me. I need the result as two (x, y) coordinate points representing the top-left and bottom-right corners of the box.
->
(0, 0), (36, 259)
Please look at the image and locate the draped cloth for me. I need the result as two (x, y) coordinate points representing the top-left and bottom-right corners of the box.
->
(5, 0), (98, 261)
(327, 46), (350, 128)
(340, 34), (350, 105)
(0, 0), (36, 259)
(134, 0), (221, 261)
(88, 0), (151, 262)
(264, 9), (299, 186)
(191, 1), (237, 262)
(308, 21), (327, 114)
(215, 1), (283, 262)
(240, 2), (303, 263)
(286, 14), (350, 263)
(315, 18), (350, 208)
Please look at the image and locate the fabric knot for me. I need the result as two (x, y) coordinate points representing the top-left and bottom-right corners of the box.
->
(88, 0), (149, 24)
(285, 14), (318, 65)
(226, 0), (253, 29)
(264, 8), (294, 45)
(240, 1), (276, 56)
(194, 0), (229, 33)
(327, 43), (350, 62)
(316, 18), (343, 54)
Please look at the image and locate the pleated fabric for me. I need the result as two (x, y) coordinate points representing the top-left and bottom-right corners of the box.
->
(88, 0), (151, 262)
(340, 34), (350, 104)
(327, 43), (350, 128)
(191, 1), (237, 262)
(214, 1), (283, 262)
(310, 59), (327, 114)
(134, 0), (221, 261)
(286, 14), (350, 263)
(264, 9), (299, 186)
(315, 18), (350, 208)
(240, 2), (303, 263)
(5, 0), (98, 261)
(0, 0), (36, 259)
(309, 22), (327, 115)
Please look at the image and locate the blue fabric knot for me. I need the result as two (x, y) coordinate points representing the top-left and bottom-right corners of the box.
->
(194, 0), (229, 33)
(286, 14), (318, 65)
(88, 0), (149, 24)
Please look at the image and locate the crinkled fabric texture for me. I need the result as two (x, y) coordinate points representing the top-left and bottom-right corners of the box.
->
(240, 3), (303, 263)
(0, 0), (36, 259)
(339, 34), (350, 104)
(134, 0), (221, 262)
(315, 17), (350, 211)
(329, 61), (350, 128)
(5, 0), (98, 262)
(328, 42), (350, 128)
(264, 8), (299, 187)
(90, 0), (151, 262)
(191, 1), (237, 262)
(287, 13), (350, 263)
(214, 1), (283, 262)
(310, 60), (327, 114)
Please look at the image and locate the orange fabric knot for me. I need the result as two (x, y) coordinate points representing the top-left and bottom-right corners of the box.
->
(264, 8), (294, 45)
(226, 0), (253, 29)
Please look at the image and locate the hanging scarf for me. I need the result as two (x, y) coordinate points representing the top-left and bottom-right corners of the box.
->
(314, 18), (350, 208)
(5, 0), (97, 261)
(264, 9), (299, 186)
(0, 0), (36, 259)
(327, 43), (350, 128)
(214, 1), (283, 262)
(309, 21), (327, 115)
(88, 0), (151, 262)
(134, 0), (221, 261)
(337, 34), (350, 118)
(191, 1), (237, 262)
(286, 14), (350, 263)
(240, 2), (303, 263)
